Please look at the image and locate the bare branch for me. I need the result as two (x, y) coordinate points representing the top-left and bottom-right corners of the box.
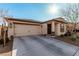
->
(61, 4), (79, 23)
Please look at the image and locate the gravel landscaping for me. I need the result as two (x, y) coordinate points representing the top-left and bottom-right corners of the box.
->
(0, 39), (13, 56)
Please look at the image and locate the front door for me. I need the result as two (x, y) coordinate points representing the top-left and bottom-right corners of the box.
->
(47, 24), (51, 34)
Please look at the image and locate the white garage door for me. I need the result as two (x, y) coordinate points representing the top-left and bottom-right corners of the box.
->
(14, 24), (42, 36)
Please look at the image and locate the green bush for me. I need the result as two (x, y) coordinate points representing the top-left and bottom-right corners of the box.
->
(64, 31), (71, 36)
(60, 34), (64, 37)
(69, 35), (76, 41)
(76, 35), (79, 39)
(70, 37), (76, 41)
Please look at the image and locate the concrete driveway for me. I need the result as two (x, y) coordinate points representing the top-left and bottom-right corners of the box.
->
(12, 36), (79, 56)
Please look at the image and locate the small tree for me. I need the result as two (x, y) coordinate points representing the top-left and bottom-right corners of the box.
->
(61, 4), (79, 33)
(0, 9), (9, 47)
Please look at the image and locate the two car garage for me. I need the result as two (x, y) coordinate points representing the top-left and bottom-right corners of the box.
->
(14, 23), (42, 36)
(5, 17), (42, 37)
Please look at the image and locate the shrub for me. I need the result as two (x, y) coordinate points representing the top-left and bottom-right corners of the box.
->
(6, 38), (9, 43)
(70, 35), (76, 41)
(10, 35), (14, 40)
(76, 35), (79, 39)
(70, 37), (76, 41)
(0, 38), (9, 45)
(60, 34), (64, 37)
(0, 39), (4, 44)
(64, 31), (71, 36)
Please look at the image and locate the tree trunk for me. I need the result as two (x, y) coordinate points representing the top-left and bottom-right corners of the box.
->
(3, 31), (6, 47)
(74, 23), (77, 33)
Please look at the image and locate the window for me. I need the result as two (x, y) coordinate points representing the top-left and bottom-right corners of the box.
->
(60, 24), (64, 32)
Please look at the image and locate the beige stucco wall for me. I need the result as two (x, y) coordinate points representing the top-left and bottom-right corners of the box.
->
(8, 22), (14, 37)
(60, 24), (67, 35)
(51, 21), (55, 32)
(54, 22), (67, 36)
(8, 28), (14, 37)
(55, 23), (61, 36)
(41, 23), (47, 35)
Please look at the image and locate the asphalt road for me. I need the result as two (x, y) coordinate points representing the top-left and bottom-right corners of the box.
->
(12, 36), (79, 56)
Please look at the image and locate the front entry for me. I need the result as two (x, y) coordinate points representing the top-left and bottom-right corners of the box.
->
(47, 24), (51, 34)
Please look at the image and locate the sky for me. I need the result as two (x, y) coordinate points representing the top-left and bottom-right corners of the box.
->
(0, 3), (68, 22)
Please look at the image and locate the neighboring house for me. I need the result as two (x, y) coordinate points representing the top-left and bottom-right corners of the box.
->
(0, 17), (67, 38)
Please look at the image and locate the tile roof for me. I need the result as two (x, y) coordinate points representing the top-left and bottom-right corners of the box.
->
(4, 17), (67, 24)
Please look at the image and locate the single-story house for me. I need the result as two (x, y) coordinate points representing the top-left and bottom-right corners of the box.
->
(0, 17), (68, 38)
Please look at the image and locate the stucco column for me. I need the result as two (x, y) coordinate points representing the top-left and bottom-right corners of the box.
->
(42, 23), (47, 35)
(56, 23), (61, 36)
(8, 22), (14, 38)
(64, 24), (67, 33)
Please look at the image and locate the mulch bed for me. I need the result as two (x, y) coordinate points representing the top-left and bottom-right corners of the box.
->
(0, 39), (13, 56)
(54, 37), (79, 47)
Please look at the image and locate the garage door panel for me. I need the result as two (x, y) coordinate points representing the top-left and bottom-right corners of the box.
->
(15, 24), (41, 36)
